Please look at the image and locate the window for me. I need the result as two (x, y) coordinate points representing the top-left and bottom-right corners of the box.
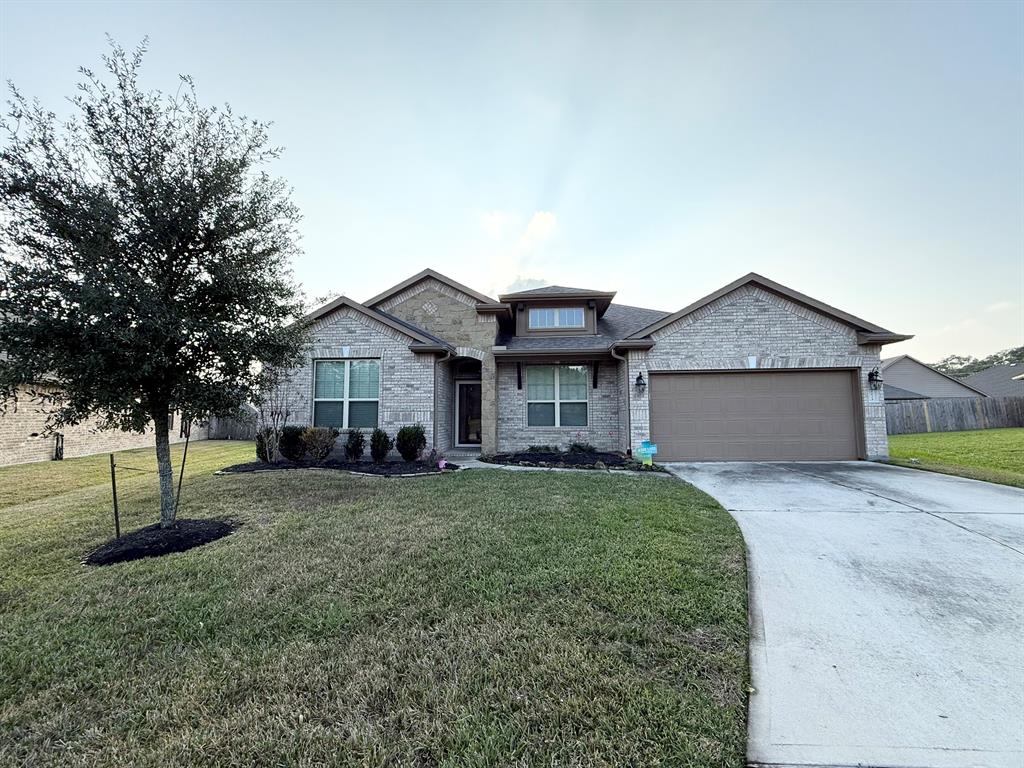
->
(528, 307), (585, 329)
(526, 365), (588, 426)
(313, 359), (380, 428)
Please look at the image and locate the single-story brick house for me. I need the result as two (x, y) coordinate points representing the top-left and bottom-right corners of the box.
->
(278, 269), (911, 461)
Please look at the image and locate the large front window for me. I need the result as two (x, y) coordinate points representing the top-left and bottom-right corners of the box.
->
(528, 307), (585, 329)
(313, 359), (380, 428)
(526, 365), (588, 426)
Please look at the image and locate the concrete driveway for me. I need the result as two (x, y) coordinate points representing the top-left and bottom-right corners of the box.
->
(664, 461), (1024, 768)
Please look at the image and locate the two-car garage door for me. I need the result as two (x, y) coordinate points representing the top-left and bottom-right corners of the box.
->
(649, 370), (861, 461)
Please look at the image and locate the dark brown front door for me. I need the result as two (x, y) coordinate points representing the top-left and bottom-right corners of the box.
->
(457, 381), (482, 446)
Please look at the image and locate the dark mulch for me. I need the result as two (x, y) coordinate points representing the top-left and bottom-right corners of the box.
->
(220, 458), (459, 476)
(481, 451), (665, 472)
(84, 518), (240, 566)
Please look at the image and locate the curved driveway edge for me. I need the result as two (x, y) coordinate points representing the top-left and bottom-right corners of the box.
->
(664, 460), (1024, 768)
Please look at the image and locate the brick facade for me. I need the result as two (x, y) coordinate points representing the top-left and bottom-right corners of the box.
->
(624, 285), (888, 459)
(0, 386), (207, 467)
(496, 361), (623, 452)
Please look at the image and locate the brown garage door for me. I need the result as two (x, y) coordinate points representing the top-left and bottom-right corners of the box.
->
(649, 370), (861, 461)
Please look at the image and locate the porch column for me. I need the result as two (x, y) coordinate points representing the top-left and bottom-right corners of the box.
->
(480, 355), (498, 454)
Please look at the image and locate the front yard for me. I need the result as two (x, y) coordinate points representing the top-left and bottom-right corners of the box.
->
(0, 441), (749, 767)
(887, 427), (1024, 488)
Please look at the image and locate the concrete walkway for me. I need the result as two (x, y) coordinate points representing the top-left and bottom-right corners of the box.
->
(664, 461), (1024, 768)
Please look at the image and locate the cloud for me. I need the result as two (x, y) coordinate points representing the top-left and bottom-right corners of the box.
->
(479, 210), (514, 240)
(519, 211), (557, 247)
(985, 301), (1017, 313)
(471, 210), (558, 296)
(505, 276), (549, 293)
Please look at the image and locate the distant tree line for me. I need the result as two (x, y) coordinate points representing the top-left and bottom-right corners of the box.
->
(933, 346), (1024, 377)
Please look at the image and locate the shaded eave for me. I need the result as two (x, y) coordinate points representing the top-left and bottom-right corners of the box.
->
(627, 272), (911, 345)
(880, 354), (990, 396)
(303, 295), (453, 354)
(492, 339), (653, 363)
(365, 268), (497, 307)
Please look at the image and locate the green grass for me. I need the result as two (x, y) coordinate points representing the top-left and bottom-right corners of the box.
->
(887, 427), (1024, 488)
(0, 441), (749, 767)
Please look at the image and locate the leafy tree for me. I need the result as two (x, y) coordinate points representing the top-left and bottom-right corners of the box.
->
(0, 40), (308, 528)
(933, 346), (1024, 377)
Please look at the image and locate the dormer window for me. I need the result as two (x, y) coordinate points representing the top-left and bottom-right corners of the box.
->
(528, 307), (585, 330)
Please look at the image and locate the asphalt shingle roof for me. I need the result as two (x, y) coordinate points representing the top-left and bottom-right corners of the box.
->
(496, 303), (670, 351)
(883, 384), (928, 401)
(963, 364), (1024, 398)
(501, 285), (607, 297)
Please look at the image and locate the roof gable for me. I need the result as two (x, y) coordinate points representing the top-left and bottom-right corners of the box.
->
(303, 295), (451, 351)
(628, 272), (911, 344)
(366, 268), (496, 308)
(880, 355), (989, 397)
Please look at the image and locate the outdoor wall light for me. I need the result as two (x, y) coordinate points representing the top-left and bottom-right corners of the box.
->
(635, 371), (647, 394)
(868, 367), (883, 390)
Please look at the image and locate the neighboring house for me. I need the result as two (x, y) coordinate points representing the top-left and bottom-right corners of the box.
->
(0, 384), (205, 467)
(963, 364), (1024, 398)
(278, 269), (910, 461)
(879, 355), (987, 401)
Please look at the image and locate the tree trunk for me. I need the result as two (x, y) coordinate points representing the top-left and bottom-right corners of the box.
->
(153, 412), (176, 528)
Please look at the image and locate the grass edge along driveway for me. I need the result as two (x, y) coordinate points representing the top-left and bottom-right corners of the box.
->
(0, 441), (750, 767)
(887, 427), (1024, 488)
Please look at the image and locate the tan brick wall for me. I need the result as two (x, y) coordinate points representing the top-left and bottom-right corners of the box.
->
(625, 285), (888, 459)
(0, 386), (208, 467)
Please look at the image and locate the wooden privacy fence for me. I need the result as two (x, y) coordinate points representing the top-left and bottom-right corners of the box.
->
(207, 406), (258, 441)
(886, 396), (1024, 435)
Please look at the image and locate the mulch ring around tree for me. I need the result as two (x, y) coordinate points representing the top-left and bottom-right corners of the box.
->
(481, 451), (666, 472)
(84, 518), (240, 567)
(217, 459), (460, 477)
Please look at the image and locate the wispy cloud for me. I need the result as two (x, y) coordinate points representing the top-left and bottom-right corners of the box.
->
(985, 300), (1017, 313)
(472, 210), (558, 295)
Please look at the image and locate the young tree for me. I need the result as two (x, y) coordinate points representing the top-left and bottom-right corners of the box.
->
(0, 40), (308, 528)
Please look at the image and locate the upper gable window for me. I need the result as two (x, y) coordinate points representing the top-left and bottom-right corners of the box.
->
(528, 307), (585, 330)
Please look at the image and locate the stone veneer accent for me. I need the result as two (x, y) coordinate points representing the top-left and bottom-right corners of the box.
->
(0, 385), (207, 466)
(496, 361), (623, 452)
(374, 280), (498, 452)
(281, 306), (436, 448)
(625, 285), (888, 459)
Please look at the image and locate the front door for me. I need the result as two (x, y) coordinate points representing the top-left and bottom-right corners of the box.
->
(456, 381), (482, 446)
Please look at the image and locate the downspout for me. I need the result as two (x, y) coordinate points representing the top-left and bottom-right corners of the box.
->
(610, 344), (631, 456)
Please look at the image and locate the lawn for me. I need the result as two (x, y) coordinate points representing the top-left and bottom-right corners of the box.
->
(0, 441), (749, 767)
(887, 427), (1024, 488)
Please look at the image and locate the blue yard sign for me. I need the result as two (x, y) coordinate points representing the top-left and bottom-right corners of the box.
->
(638, 441), (658, 465)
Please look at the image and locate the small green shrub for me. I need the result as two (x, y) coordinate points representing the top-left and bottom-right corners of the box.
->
(568, 441), (597, 454)
(370, 428), (394, 463)
(527, 444), (561, 453)
(302, 427), (338, 462)
(278, 425), (307, 461)
(344, 430), (366, 460)
(396, 423), (427, 461)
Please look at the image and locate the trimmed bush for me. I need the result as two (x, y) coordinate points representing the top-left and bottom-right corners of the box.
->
(568, 441), (597, 454)
(302, 427), (338, 462)
(370, 428), (394, 463)
(396, 423), (427, 461)
(278, 425), (307, 461)
(344, 429), (366, 460)
(527, 444), (561, 453)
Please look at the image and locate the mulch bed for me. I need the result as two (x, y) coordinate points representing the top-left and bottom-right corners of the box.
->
(84, 518), (240, 566)
(220, 459), (459, 476)
(481, 451), (665, 472)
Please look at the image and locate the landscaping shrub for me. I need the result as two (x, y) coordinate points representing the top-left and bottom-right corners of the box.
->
(278, 425), (307, 461)
(396, 423), (427, 461)
(527, 444), (561, 453)
(302, 427), (338, 462)
(344, 429), (366, 460)
(568, 441), (597, 453)
(370, 428), (394, 463)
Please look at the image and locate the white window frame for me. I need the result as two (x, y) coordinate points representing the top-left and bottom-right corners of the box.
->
(312, 359), (380, 429)
(527, 307), (586, 330)
(526, 365), (589, 427)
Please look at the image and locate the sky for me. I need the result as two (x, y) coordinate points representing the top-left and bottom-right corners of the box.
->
(1, 1), (1021, 362)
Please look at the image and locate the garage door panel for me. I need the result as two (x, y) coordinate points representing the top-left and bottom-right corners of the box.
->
(650, 371), (859, 461)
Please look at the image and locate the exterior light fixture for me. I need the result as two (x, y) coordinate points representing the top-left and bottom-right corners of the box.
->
(867, 367), (883, 390)
(635, 371), (647, 394)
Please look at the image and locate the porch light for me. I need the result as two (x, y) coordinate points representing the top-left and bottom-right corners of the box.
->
(635, 371), (646, 394)
(868, 367), (883, 390)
